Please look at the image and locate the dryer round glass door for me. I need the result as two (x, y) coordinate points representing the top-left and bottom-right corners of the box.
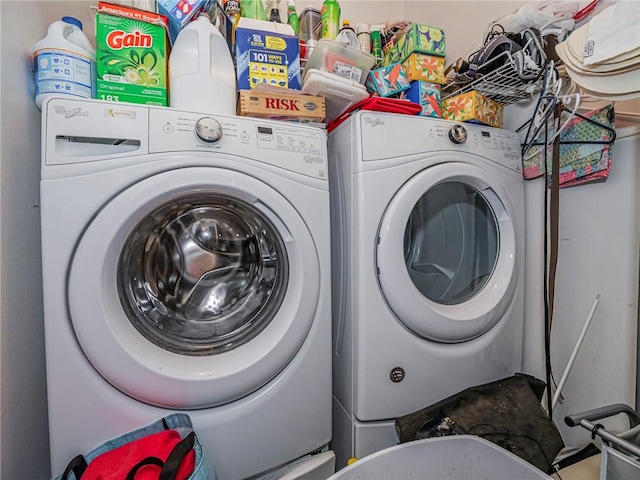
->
(68, 167), (320, 409)
(376, 161), (518, 343)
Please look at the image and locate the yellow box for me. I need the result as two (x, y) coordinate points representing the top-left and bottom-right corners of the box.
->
(239, 90), (325, 122)
(402, 53), (446, 85)
(442, 91), (504, 128)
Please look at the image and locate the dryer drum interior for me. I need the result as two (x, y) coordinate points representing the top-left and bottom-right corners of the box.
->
(403, 181), (500, 307)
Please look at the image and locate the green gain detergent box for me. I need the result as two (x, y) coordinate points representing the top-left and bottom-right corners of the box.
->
(96, 2), (169, 106)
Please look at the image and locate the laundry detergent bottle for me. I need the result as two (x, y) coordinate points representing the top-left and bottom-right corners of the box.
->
(168, 14), (237, 115)
(33, 16), (96, 109)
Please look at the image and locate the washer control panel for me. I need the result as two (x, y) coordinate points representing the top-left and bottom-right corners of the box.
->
(148, 107), (327, 180)
(256, 124), (323, 155)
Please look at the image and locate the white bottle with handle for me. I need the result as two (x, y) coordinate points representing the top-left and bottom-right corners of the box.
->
(169, 14), (237, 115)
(33, 16), (96, 110)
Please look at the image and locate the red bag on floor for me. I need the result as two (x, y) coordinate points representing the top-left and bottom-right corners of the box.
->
(58, 414), (203, 480)
(79, 430), (194, 480)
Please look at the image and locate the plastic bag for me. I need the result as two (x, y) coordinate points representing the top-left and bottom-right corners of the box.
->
(487, 1), (579, 35)
(396, 374), (565, 474)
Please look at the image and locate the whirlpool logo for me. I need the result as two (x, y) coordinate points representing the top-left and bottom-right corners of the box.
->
(364, 118), (385, 127)
(53, 106), (89, 119)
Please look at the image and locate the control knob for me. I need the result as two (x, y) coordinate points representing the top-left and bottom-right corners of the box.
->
(195, 117), (223, 143)
(448, 124), (468, 144)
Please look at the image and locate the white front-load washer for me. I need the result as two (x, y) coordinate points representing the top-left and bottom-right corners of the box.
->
(40, 98), (334, 480)
(328, 112), (525, 469)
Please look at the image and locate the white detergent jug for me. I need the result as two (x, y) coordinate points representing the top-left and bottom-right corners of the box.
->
(169, 14), (237, 115)
(33, 16), (96, 109)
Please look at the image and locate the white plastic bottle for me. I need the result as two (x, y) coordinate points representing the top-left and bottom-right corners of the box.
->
(169, 14), (237, 115)
(33, 16), (96, 110)
(356, 23), (371, 54)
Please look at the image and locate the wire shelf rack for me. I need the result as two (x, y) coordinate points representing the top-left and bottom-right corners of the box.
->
(442, 50), (545, 105)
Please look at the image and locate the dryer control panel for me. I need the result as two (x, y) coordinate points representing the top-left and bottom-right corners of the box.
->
(358, 112), (522, 173)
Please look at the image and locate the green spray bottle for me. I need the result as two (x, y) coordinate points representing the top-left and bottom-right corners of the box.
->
(241, 0), (268, 21)
(287, 0), (300, 34)
(370, 24), (383, 67)
(320, 0), (340, 39)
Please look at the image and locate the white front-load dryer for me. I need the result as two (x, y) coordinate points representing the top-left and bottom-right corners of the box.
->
(40, 98), (334, 479)
(328, 112), (525, 469)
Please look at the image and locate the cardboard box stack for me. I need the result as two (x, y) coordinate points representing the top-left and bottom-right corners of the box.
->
(365, 22), (445, 116)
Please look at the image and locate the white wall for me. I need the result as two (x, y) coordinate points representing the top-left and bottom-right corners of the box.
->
(0, 1), (49, 476)
(551, 121), (639, 445)
(0, 2), (95, 478)
(292, 0), (527, 65)
(506, 99), (640, 447)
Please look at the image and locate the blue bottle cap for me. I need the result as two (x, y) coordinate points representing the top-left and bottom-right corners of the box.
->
(61, 16), (83, 30)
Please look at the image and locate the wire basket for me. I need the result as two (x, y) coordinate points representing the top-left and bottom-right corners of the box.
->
(442, 49), (545, 105)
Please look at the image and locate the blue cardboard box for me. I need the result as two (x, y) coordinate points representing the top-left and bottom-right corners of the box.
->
(157, 0), (215, 44)
(405, 81), (441, 117)
(365, 62), (411, 97)
(235, 18), (301, 90)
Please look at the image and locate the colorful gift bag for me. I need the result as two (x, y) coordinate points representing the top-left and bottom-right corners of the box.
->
(522, 105), (615, 187)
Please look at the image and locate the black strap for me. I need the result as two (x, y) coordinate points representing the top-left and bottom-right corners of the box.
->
(548, 103), (562, 332)
(126, 457), (164, 480)
(160, 432), (196, 480)
(125, 432), (196, 480)
(545, 103), (562, 418)
(60, 455), (88, 480)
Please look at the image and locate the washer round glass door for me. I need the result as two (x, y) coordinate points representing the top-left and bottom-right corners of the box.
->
(376, 161), (518, 343)
(68, 167), (320, 409)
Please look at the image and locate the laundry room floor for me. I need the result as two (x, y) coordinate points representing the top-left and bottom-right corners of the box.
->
(551, 454), (600, 480)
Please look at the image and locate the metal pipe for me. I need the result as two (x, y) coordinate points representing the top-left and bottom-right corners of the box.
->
(552, 295), (600, 410)
(578, 419), (640, 458)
